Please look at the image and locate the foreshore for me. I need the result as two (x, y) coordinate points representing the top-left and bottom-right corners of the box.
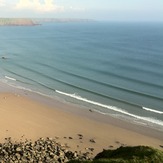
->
(0, 83), (163, 156)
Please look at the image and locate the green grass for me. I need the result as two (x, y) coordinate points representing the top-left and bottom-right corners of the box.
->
(68, 146), (163, 163)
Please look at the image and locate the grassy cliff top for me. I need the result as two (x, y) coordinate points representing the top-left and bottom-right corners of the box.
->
(69, 146), (163, 163)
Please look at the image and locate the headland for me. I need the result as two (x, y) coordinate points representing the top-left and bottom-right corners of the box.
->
(0, 18), (38, 26)
(0, 18), (94, 26)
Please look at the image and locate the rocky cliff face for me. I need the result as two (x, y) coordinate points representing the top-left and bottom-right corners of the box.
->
(0, 18), (38, 26)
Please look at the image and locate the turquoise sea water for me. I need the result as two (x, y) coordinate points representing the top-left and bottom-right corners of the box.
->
(0, 22), (163, 130)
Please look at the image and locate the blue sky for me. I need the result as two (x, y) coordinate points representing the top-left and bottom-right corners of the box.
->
(0, 0), (163, 21)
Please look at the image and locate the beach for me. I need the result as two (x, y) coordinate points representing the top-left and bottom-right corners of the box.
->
(0, 88), (163, 157)
(1, 22), (163, 137)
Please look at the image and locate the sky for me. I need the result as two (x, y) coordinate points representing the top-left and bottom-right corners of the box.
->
(0, 0), (163, 21)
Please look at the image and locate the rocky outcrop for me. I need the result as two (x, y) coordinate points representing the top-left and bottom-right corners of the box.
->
(0, 137), (92, 163)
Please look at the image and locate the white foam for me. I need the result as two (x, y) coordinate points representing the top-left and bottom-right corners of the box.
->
(5, 76), (16, 81)
(56, 90), (163, 126)
(142, 107), (163, 114)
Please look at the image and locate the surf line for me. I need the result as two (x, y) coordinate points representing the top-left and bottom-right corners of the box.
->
(142, 107), (163, 114)
(55, 90), (163, 126)
(5, 76), (16, 81)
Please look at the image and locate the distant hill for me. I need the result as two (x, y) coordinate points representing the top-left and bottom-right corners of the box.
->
(34, 18), (95, 23)
(0, 18), (95, 26)
(0, 18), (38, 26)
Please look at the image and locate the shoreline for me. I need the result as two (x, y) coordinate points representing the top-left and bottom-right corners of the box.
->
(0, 82), (163, 156)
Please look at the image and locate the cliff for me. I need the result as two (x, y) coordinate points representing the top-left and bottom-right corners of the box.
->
(0, 18), (38, 26)
(0, 18), (94, 26)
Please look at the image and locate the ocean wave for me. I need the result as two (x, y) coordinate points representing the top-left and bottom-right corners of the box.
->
(4, 68), (56, 91)
(2, 80), (54, 100)
(79, 62), (163, 90)
(5, 76), (16, 81)
(35, 61), (163, 100)
(55, 90), (163, 127)
(142, 107), (163, 114)
(7, 62), (163, 104)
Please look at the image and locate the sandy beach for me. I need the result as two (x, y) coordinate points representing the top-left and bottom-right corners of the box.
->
(0, 91), (163, 156)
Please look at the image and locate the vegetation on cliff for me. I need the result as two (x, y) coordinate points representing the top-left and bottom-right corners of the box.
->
(69, 146), (163, 163)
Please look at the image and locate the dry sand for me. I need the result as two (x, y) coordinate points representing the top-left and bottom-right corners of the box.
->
(0, 92), (163, 156)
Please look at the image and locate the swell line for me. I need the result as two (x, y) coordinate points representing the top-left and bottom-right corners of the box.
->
(6, 61), (163, 105)
(3, 63), (142, 107)
(3, 69), (55, 91)
(4, 63), (163, 116)
(59, 58), (163, 90)
(90, 66), (163, 90)
(34, 61), (163, 101)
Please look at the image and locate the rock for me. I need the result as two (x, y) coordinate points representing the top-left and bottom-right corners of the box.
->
(16, 147), (22, 152)
(38, 161), (43, 163)
(78, 134), (83, 137)
(115, 141), (120, 144)
(89, 148), (94, 152)
(77, 134), (83, 140)
(55, 136), (59, 139)
(89, 139), (96, 143)
(48, 137), (53, 141)
(0, 137), (93, 162)
(15, 153), (21, 160)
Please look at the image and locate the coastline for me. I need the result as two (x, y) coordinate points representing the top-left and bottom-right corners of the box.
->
(0, 82), (163, 156)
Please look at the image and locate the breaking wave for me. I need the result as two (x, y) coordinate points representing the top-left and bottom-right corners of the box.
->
(142, 107), (163, 114)
(56, 90), (163, 127)
(5, 76), (16, 81)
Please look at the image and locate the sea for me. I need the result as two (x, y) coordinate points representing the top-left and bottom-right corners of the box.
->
(0, 21), (163, 131)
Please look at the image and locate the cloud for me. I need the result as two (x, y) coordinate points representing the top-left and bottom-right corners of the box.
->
(0, 0), (5, 7)
(69, 6), (86, 12)
(15, 0), (64, 12)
